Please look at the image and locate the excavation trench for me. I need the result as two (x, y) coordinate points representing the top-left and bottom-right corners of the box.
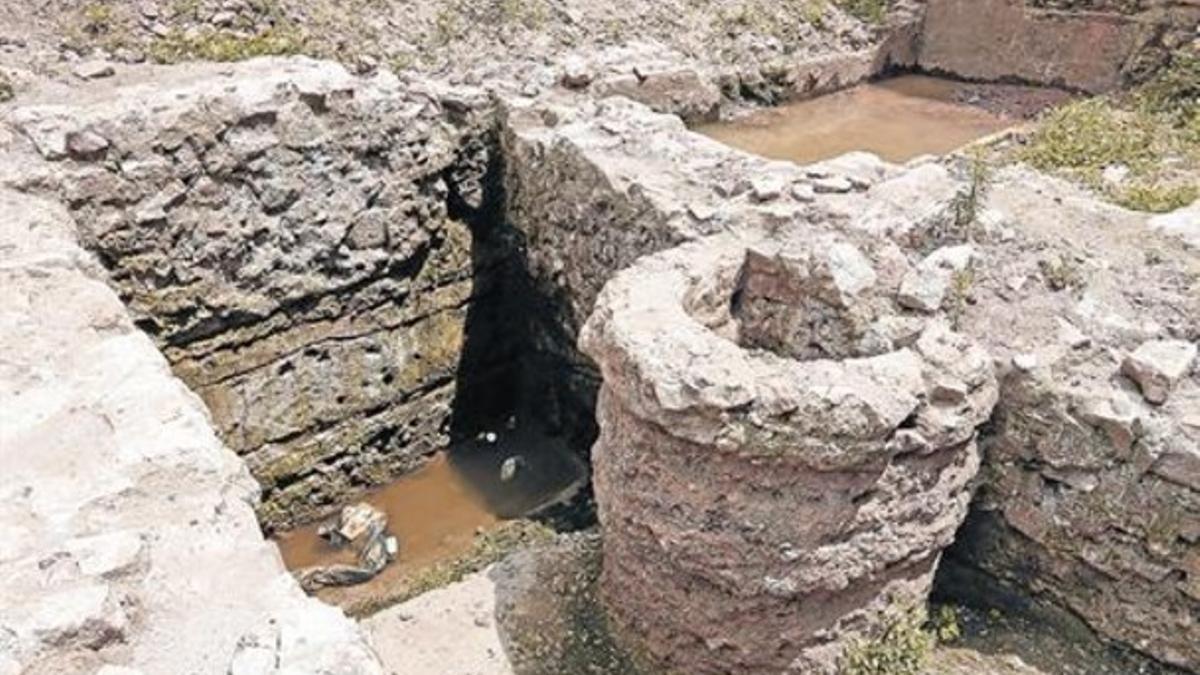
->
(262, 73), (1068, 609)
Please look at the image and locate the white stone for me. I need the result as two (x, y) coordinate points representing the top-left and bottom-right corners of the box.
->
(64, 532), (144, 578)
(1057, 318), (1090, 349)
(19, 583), (127, 648)
(1101, 163), (1130, 186)
(1122, 339), (1197, 404)
(897, 245), (975, 313)
(750, 176), (784, 202)
(789, 182), (815, 203)
(73, 61), (116, 80)
(815, 242), (876, 307)
(1013, 353), (1038, 372)
(561, 57), (593, 89)
(95, 667), (144, 675)
(229, 644), (276, 675)
(1147, 200), (1200, 248)
(1077, 389), (1142, 452)
(812, 175), (853, 194)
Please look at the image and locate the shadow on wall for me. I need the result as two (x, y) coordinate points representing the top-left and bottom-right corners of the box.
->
(442, 131), (598, 530)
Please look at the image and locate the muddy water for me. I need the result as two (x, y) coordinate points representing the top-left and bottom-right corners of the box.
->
(274, 421), (586, 607)
(696, 75), (1016, 164)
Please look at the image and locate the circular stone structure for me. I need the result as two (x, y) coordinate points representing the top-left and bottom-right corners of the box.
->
(580, 233), (998, 674)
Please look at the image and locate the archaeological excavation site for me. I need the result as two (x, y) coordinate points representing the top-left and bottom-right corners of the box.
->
(1, 0), (1198, 673)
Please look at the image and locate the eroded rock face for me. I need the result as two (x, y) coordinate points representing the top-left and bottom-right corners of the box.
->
(939, 167), (1200, 670)
(581, 233), (997, 673)
(4, 58), (496, 529)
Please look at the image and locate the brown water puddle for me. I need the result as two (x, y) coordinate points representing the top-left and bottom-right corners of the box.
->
(274, 420), (586, 610)
(696, 75), (1021, 165)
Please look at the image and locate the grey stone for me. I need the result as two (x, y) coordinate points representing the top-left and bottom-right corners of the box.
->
(897, 244), (974, 313)
(1122, 339), (1197, 404)
(1147, 200), (1200, 248)
(750, 176), (784, 202)
(789, 182), (815, 203)
(812, 175), (853, 194)
(65, 130), (109, 158)
(72, 61), (115, 80)
(560, 57), (593, 89)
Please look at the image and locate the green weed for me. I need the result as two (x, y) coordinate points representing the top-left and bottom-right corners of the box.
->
(841, 609), (935, 675)
(834, 0), (888, 24)
(148, 25), (307, 64)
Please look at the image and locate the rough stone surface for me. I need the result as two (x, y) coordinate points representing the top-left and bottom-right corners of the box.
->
(362, 568), (513, 675)
(1123, 339), (1198, 404)
(4, 57), (495, 530)
(579, 231), (998, 673)
(501, 93), (1200, 670)
(1147, 199), (1200, 248)
(941, 166), (1200, 670)
(918, 0), (1200, 92)
(0, 188), (382, 674)
(0, 11), (1197, 672)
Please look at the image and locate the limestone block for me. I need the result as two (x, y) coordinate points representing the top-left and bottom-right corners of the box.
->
(1122, 339), (1197, 405)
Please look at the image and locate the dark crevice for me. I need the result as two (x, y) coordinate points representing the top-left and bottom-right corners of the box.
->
(442, 127), (599, 532)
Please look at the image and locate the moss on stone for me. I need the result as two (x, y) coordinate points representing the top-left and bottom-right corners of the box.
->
(833, 0), (888, 24)
(0, 72), (13, 103)
(1021, 98), (1157, 176)
(1117, 183), (1198, 213)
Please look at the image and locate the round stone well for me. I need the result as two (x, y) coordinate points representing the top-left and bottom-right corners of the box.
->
(580, 232), (998, 674)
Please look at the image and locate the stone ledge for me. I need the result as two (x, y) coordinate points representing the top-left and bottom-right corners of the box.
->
(0, 187), (382, 674)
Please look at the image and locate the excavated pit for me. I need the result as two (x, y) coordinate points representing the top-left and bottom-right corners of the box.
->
(2, 60), (601, 615)
(2, 1), (1197, 665)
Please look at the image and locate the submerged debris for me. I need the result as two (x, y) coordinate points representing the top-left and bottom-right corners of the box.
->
(297, 502), (398, 592)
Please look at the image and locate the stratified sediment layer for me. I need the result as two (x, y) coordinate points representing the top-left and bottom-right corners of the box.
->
(4, 58), (497, 530)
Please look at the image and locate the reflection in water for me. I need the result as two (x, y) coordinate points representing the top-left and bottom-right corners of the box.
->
(695, 75), (1016, 165)
(274, 419), (586, 607)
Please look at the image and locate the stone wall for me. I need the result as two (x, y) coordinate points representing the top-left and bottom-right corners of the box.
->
(5, 58), (497, 530)
(918, 0), (1200, 91)
(933, 166), (1200, 670)
(499, 93), (1198, 669)
(0, 187), (382, 674)
(499, 95), (879, 444)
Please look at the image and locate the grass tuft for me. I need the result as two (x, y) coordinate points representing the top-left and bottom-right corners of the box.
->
(841, 609), (935, 675)
(834, 0), (889, 24)
(1019, 88), (1198, 213)
(148, 25), (308, 64)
